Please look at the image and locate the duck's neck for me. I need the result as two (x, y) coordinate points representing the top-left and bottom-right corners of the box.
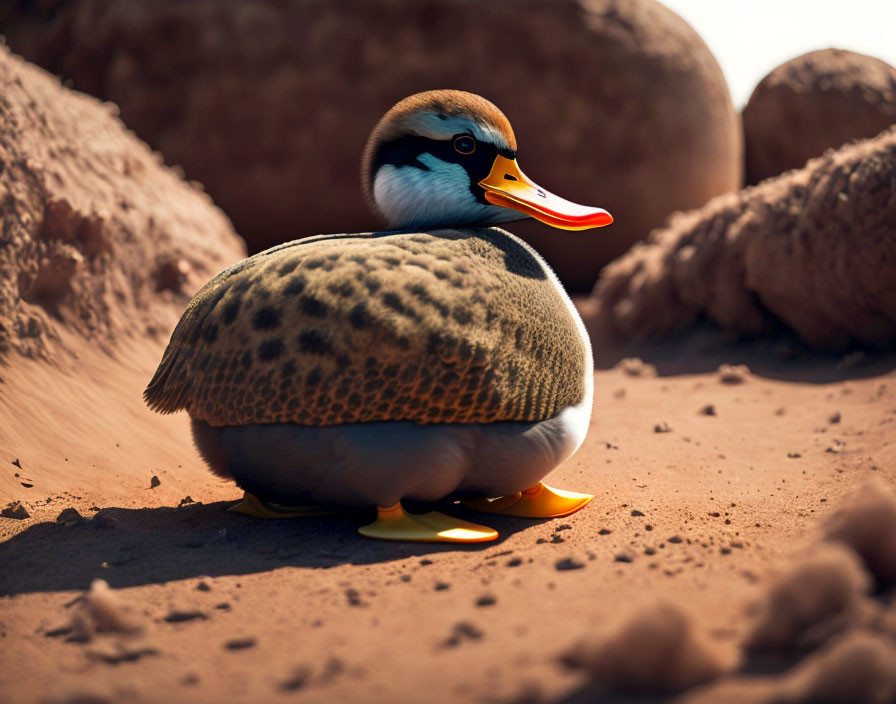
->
(372, 156), (524, 230)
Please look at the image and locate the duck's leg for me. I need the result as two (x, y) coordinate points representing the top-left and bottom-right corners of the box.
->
(358, 502), (498, 543)
(464, 482), (593, 518)
(228, 491), (336, 518)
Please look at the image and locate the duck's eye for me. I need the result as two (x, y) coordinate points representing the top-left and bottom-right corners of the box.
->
(453, 135), (476, 155)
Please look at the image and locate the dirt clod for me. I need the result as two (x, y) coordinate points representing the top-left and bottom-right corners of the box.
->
(823, 478), (896, 588)
(224, 637), (256, 651)
(71, 579), (144, 641)
(562, 601), (727, 694)
(1, 501), (29, 519)
(744, 544), (872, 651)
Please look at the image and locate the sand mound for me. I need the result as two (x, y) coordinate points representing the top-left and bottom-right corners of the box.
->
(1, 0), (741, 291)
(744, 544), (872, 651)
(744, 49), (896, 185)
(585, 126), (896, 350)
(0, 46), (241, 361)
(561, 600), (728, 695)
(823, 478), (896, 590)
(781, 632), (896, 704)
(0, 46), (243, 503)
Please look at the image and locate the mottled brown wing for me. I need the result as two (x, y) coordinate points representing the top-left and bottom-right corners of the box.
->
(144, 228), (586, 426)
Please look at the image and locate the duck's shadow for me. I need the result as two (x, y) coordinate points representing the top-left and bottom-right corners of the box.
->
(0, 500), (536, 596)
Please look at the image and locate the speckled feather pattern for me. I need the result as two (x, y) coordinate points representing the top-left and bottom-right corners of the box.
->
(144, 227), (586, 427)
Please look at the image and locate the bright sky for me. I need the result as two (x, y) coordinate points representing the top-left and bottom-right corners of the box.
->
(659, 0), (896, 108)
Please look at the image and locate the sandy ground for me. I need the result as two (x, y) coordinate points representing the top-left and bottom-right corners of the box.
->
(1, 330), (894, 704)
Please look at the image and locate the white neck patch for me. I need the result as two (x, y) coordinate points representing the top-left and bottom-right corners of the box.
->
(372, 152), (522, 229)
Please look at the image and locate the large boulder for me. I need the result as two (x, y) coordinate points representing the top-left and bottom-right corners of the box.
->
(582, 126), (896, 351)
(744, 49), (896, 185)
(0, 46), (244, 502)
(1, 0), (742, 291)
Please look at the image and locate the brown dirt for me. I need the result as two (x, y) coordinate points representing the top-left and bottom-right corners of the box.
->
(744, 49), (896, 185)
(2, 336), (894, 704)
(0, 0), (742, 291)
(582, 125), (896, 352)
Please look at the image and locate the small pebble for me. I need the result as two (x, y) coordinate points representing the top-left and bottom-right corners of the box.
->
(150, 475), (161, 489)
(718, 364), (749, 384)
(164, 609), (207, 623)
(555, 558), (585, 571)
(225, 637), (256, 650)
(699, 404), (716, 416)
(279, 665), (312, 691)
(475, 594), (497, 607)
(614, 553), (634, 563)
(441, 621), (483, 648)
(56, 507), (84, 526)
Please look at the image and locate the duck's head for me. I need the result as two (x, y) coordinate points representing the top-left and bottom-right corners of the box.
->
(362, 90), (613, 231)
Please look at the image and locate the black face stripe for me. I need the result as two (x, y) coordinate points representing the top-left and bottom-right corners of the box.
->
(370, 134), (516, 206)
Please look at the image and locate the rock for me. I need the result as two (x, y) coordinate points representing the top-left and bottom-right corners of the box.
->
(585, 126), (896, 350)
(1, 501), (29, 519)
(744, 49), (896, 185)
(149, 475), (160, 489)
(56, 507), (84, 526)
(562, 600), (727, 694)
(1, 0), (741, 291)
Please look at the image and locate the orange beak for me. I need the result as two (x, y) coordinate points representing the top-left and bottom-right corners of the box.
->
(478, 155), (613, 231)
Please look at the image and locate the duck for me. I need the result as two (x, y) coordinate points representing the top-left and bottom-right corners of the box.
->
(144, 90), (613, 543)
